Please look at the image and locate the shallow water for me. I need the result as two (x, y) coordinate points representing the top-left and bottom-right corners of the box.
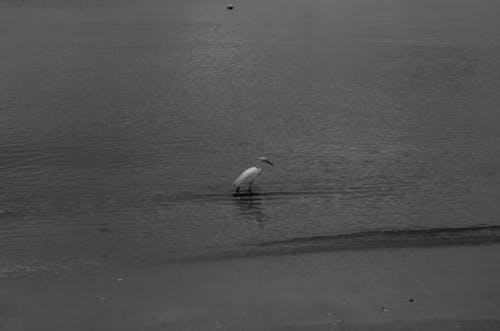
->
(1, 0), (500, 276)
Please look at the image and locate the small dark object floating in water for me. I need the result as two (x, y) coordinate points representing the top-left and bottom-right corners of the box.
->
(227, 4), (234, 10)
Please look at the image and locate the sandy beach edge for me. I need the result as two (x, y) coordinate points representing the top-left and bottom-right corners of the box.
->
(1, 243), (500, 331)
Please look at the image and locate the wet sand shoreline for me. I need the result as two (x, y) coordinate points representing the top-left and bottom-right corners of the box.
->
(2, 243), (500, 330)
(2, 224), (500, 281)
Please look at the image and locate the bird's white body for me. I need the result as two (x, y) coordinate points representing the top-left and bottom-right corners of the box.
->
(233, 157), (274, 193)
(233, 166), (262, 188)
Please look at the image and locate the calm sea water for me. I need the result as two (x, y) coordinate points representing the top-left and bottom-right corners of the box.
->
(1, 0), (500, 276)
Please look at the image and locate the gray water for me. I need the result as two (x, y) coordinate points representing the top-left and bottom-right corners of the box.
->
(1, 0), (500, 276)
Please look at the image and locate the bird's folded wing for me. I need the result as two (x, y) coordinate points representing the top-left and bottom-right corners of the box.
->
(233, 167), (260, 186)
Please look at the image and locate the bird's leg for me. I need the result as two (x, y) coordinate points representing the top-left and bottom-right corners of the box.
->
(236, 186), (240, 194)
(248, 183), (252, 192)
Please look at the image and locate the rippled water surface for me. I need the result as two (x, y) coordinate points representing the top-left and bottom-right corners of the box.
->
(1, 0), (500, 275)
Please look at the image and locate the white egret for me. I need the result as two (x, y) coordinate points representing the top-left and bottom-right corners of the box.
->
(233, 157), (274, 194)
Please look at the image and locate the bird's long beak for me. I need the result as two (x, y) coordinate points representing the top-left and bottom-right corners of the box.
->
(264, 159), (274, 166)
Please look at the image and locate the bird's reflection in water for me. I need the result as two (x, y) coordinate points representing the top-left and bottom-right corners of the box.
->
(233, 192), (270, 224)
